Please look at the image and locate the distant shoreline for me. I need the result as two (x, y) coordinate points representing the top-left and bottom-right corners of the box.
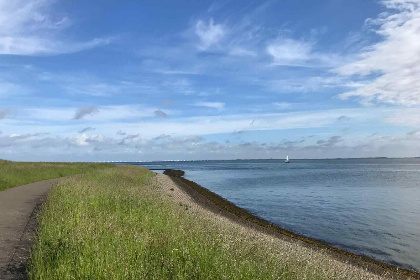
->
(163, 169), (420, 279)
(110, 157), (420, 163)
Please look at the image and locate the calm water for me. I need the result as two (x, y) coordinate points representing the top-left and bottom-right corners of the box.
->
(123, 159), (420, 272)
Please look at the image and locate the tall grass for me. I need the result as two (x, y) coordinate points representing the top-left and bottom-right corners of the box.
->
(0, 159), (113, 191)
(28, 166), (354, 280)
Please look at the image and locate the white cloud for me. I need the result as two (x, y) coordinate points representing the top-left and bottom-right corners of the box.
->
(0, 0), (111, 55)
(266, 38), (341, 67)
(0, 82), (27, 98)
(385, 108), (420, 127)
(155, 69), (200, 75)
(71, 133), (107, 147)
(163, 79), (195, 95)
(1, 128), (419, 161)
(194, 102), (225, 110)
(141, 13), (345, 97)
(273, 102), (293, 110)
(336, 0), (420, 106)
(195, 19), (225, 50)
(267, 39), (312, 66)
(72, 133), (90, 147)
(67, 82), (122, 96)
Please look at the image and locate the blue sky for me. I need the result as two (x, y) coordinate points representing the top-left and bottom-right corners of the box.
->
(0, 0), (419, 161)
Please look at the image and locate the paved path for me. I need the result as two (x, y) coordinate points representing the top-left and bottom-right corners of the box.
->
(0, 179), (58, 278)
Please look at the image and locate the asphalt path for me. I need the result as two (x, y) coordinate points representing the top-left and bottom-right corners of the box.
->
(0, 179), (58, 279)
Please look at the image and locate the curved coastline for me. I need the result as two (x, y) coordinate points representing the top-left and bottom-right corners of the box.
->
(162, 169), (420, 280)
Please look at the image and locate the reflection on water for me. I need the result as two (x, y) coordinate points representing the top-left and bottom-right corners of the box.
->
(122, 159), (420, 272)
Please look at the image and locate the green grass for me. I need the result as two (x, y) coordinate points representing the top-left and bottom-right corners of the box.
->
(0, 159), (114, 191)
(28, 166), (361, 280)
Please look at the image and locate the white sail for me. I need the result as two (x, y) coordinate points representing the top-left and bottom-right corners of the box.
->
(286, 155), (289, 161)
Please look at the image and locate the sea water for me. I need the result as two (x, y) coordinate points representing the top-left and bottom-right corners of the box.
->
(122, 159), (420, 272)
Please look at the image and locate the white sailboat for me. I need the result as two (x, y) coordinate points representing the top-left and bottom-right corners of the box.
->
(285, 155), (290, 163)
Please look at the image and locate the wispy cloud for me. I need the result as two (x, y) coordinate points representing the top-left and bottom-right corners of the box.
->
(273, 102), (294, 110)
(267, 76), (357, 93)
(193, 102), (225, 110)
(0, 37), (111, 56)
(195, 18), (225, 50)
(266, 38), (342, 67)
(37, 71), (157, 97)
(66, 82), (123, 97)
(137, 12), (349, 100)
(335, 0), (420, 106)
(267, 39), (313, 66)
(0, 0), (111, 55)
(0, 82), (27, 98)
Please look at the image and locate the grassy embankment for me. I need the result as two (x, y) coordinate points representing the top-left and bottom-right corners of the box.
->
(29, 165), (364, 280)
(0, 159), (113, 191)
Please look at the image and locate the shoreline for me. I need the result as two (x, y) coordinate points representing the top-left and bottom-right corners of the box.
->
(163, 170), (420, 280)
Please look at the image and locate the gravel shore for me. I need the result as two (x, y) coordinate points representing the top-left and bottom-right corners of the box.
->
(155, 172), (419, 280)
